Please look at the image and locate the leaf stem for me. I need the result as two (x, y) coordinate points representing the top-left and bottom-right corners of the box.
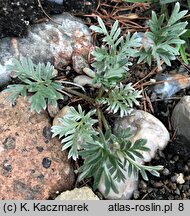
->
(63, 88), (95, 105)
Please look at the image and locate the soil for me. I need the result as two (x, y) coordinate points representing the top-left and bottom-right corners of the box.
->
(0, 0), (98, 38)
(0, 0), (189, 200)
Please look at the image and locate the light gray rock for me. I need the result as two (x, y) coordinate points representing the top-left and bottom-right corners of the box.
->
(55, 187), (99, 200)
(114, 110), (170, 162)
(0, 13), (93, 87)
(171, 96), (190, 142)
(98, 109), (170, 200)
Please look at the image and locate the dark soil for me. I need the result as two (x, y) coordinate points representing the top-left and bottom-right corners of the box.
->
(0, 0), (98, 38)
(0, 0), (189, 200)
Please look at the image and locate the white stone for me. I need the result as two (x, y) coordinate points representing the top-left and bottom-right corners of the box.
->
(176, 173), (185, 184)
(74, 75), (100, 88)
(98, 109), (170, 200)
(114, 110), (170, 162)
(55, 187), (99, 200)
(98, 173), (138, 200)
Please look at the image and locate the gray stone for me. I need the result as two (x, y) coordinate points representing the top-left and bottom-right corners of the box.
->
(171, 96), (190, 142)
(0, 13), (93, 87)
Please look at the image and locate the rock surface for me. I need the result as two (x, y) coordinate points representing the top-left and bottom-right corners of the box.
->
(55, 187), (99, 200)
(98, 109), (170, 199)
(151, 73), (190, 99)
(0, 92), (75, 199)
(171, 96), (190, 142)
(0, 13), (93, 86)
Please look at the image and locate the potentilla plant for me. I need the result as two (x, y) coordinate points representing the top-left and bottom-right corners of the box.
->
(4, 2), (187, 195)
(51, 17), (163, 195)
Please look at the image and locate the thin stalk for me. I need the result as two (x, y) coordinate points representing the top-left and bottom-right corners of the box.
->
(96, 107), (102, 130)
(101, 111), (110, 131)
(63, 88), (95, 105)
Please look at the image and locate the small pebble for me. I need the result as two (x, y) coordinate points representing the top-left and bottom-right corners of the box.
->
(170, 183), (177, 190)
(133, 190), (140, 199)
(176, 173), (185, 184)
(163, 168), (170, 176)
(175, 188), (180, 195)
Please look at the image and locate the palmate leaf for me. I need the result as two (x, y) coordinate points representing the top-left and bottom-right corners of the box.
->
(4, 57), (63, 113)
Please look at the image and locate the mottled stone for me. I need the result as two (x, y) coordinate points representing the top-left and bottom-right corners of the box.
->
(55, 187), (99, 200)
(0, 92), (75, 200)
